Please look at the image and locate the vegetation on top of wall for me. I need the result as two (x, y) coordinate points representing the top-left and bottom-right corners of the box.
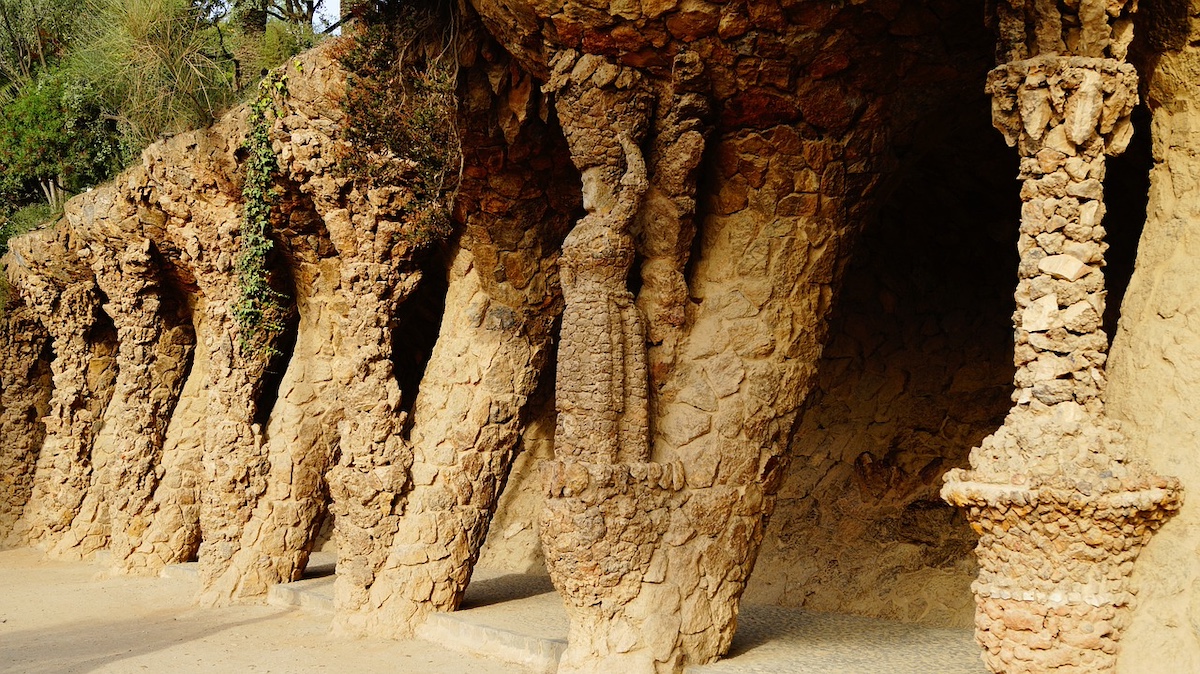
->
(0, 0), (329, 222)
(0, 72), (122, 211)
(0, 205), (59, 258)
(72, 0), (239, 151)
(232, 68), (291, 356)
(335, 0), (462, 251)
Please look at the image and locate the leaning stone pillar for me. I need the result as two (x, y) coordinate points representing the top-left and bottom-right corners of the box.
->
(942, 3), (1182, 672)
(123, 296), (208, 572)
(92, 242), (193, 574)
(0, 301), (51, 542)
(9, 270), (116, 552)
(341, 39), (580, 637)
(327, 263), (416, 633)
(226, 260), (341, 595)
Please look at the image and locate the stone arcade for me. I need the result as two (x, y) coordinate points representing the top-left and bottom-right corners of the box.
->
(3, 1), (1200, 673)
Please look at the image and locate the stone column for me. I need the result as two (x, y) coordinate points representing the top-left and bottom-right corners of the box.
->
(139, 112), (281, 606)
(942, 3), (1182, 672)
(193, 294), (275, 606)
(224, 264), (340, 594)
(93, 242), (194, 574)
(9, 271), (117, 553)
(538, 50), (686, 674)
(327, 262), (416, 634)
(124, 296), (208, 572)
(331, 41), (577, 637)
(0, 301), (51, 543)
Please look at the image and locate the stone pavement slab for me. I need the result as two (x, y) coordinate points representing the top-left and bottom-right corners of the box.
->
(267, 565), (986, 674)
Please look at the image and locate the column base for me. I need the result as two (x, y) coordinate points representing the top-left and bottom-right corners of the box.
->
(943, 476), (1181, 673)
(541, 459), (685, 673)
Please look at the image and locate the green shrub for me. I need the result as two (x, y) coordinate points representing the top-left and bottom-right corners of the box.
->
(0, 203), (57, 257)
(73, 0), (237, 149)
(0, 70), (121, 210)
(336, 0), (461, 251)
(0, 203), (59, 316)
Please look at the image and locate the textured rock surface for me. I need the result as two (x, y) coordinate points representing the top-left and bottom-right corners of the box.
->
(93, 241), (193, 574)
(0, 301), (51, 542)
(745, 109), (1019, 626)
(328, 26), (579, 637)
(7, 226), (118, 555)
(4, 2), (1199, 673)
(1108, 3), (1200, 670)
(139, 100), (278, 607)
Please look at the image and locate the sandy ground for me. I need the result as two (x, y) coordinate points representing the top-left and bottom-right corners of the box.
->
(0, 548), (524, 674)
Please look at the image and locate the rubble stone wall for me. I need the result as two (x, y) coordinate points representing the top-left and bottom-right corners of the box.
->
(744, 108), (1019, 626)
(0, 301), (52, 542)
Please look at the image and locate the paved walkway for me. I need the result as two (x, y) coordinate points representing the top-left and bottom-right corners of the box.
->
(271, 561), (987, 674)
(0, 548), (515, 674)
(0, 547), (987, 673)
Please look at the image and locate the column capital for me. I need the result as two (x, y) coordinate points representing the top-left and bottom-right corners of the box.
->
(991, 0), (1138, 62)
(987, 56), (1138, 158)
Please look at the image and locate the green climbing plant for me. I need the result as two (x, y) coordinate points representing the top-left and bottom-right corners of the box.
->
(232, 65), (291, 355)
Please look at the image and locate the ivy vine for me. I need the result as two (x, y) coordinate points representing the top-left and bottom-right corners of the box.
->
(233, 67), (293, 356)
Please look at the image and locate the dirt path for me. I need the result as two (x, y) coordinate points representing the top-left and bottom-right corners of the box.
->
(0, 548), (525, 673)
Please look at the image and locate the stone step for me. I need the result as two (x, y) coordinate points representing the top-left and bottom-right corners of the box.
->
(264, 551), (338, 613)
(418, 571), (567, 674)
(267, 575), (335, 613)
(161, 561), (198, 581)
(417, 611), (565, 674)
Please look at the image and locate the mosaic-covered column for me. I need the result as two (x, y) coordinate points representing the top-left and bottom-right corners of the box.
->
(942, 2), (1182, 672)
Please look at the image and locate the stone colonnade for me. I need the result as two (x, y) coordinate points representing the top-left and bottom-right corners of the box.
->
(942, 1), (1182, 673)
(3, 2), (1196, 674)
(0, 7), (892, 674)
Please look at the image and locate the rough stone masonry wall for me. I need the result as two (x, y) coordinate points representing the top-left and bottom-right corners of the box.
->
(0, 34), (581, 631)
(94, 248), (192, 569)
(9, 5), (1192, 674)
(7, 226), (118, 555)
(222, 191), (339, 596)
(138, 103), (279, 606)
(0, 301), (51, 542)
(216, 57), (355, 597)
(86, 202), (195, 574)
(128, 295), (207, 572)
(744, 105), (1019, 627)
(464, 1), (1004, 669)
(1108, 2), (1200, 670)
(334, 27), (580, 638)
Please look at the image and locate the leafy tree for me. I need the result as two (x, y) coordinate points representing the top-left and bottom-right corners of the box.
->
(0, 71), (121, 209)
(0, 0), (85, 92)
(0, 0), (326, 220)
